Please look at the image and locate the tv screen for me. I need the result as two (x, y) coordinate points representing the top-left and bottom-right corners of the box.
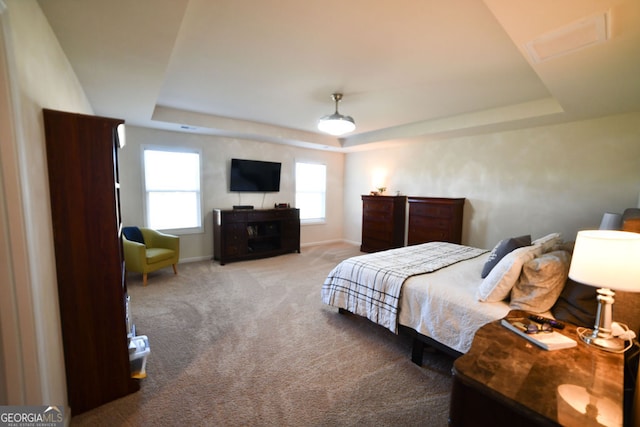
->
(230, 158), (281, 192)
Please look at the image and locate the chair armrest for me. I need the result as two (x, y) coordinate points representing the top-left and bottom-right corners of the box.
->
(122, 238), (147, 272)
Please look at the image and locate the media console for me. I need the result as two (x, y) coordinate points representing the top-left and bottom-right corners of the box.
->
(213, 208), (300, 265)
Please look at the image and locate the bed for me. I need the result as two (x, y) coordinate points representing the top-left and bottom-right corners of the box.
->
(322, 232), (567, 363)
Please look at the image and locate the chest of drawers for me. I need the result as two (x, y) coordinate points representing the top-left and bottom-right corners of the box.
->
(407, 197), (464, 245)
(360, 195), (407, 252)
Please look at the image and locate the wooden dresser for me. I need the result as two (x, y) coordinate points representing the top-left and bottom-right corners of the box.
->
(407, 197), (465, 245)
(213, 208), (300, 264)
(360, 195), (407, 252)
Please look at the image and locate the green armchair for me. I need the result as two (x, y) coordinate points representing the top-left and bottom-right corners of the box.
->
(122, 226), (180, 286)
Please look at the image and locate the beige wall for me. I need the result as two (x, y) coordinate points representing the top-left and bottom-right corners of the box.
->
(343, 112), (640, 249)
(2, 0), (639, 416)
(1, 0), (93, 413)
(119, 126), (345, 261)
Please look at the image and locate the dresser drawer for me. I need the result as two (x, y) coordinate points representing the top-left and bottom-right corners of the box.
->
(408, 229), (450, 245)
(410, 216), (452, 231)
(363, 210), (393, 223)
(363, 216), (393, 231)
(363, 199), (395, 214)
(363, 227), (393, 242)
(248, 209), (298, 221)
(361, 237), (394, 252)
(410, 203), (454, 219)
(221, 211), (247, 223)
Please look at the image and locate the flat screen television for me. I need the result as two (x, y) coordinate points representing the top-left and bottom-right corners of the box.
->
(230, 158), (281, 192)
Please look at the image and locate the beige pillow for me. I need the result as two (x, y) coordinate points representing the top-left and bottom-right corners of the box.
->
(477, 245), (541, 302)
(532, 233), (561, 253)
(510, 250), (571, 313)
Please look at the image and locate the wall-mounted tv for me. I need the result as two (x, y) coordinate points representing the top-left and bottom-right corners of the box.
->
(230, 158), (281, 192)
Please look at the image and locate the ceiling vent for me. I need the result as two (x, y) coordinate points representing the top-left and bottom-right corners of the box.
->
(525, 11), (610, 63)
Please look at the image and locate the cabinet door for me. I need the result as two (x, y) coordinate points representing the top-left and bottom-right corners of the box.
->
(281, 209), (300, 252)
(220, 211), (247, 258)
(223, 223), (247, 256)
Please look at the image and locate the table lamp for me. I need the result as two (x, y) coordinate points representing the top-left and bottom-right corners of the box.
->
(599, 212), (622, 230)
(568, 230), (640, 352)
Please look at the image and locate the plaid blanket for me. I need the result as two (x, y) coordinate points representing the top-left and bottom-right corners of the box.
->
(321, 242), (488, 333)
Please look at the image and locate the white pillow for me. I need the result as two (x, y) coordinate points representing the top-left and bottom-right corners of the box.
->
(532, 233), (561, 253)
(481, 235), (531, 278)
(477, 245), (542, 302)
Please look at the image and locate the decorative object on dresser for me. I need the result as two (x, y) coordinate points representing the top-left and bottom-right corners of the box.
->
(407, 197), (464, 246)
(43, 109), (140, 415)
(213, 208), (300, 265)
(360, 195), (406, 253)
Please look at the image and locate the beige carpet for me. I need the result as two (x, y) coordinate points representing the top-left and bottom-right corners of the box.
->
(70, 242), (455, 426)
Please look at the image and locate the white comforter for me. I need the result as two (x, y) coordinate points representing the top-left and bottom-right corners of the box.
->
(323, 245), (512, 354)
(399, 252), (510, 353)
(321, 242), (489, 334)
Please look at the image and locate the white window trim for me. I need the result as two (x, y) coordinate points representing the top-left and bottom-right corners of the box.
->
(301, 218), (327, 226)
(295, 161), (327, 224)
(141, 145), (204, 235)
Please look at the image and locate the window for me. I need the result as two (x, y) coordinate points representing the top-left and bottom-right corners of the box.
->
(143, 147), (202, 232)
(295, 162), (326, 223)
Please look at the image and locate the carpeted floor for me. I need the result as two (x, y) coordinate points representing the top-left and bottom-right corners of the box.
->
(70, 242), (455, 426)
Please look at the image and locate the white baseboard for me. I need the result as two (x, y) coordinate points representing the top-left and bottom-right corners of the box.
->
(301, 239), (358, 248)
(178, 255), (214, 264)
(183, 240), (360, 264)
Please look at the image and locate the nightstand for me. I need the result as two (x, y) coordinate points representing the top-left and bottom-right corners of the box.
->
(450, 310), (624, 427)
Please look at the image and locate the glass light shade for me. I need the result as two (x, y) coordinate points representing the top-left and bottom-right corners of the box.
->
(317, 114), (356, 136)
(568, 230), (640, 292)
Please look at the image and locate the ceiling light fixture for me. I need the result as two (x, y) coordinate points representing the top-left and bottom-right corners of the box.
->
(318, 93), (355, 136)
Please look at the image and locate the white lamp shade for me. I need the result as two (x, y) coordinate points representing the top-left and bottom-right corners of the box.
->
(568, 230), (640, 292)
